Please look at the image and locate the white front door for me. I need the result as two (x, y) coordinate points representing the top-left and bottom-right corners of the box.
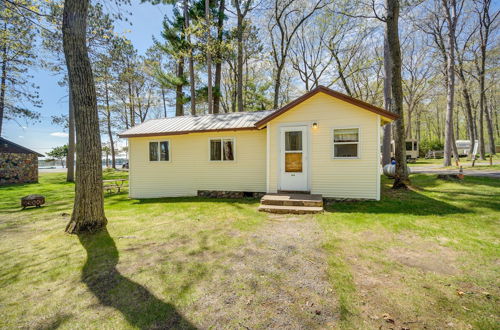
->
(279, 126), (308, 191)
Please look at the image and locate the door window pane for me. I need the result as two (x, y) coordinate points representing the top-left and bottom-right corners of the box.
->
(210, 139), (222, 161)
(160, 141), (169, 161)
(285, 153), (302, 172)
(149, 142), (158, 161)
(285, 131), (302, 151)
(223, 140), (234, 161)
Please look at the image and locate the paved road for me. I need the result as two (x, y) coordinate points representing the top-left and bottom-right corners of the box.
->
(411, 167), (500, 179)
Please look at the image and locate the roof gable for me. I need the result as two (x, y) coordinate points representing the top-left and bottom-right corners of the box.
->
(254, 85), (398, 128)
(0, 137), (44, 156)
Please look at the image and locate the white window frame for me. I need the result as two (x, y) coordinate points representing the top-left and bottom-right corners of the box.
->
(332, 127), (360, 159)
(148, 140), (171, 162)
(208, 137), (236, 162)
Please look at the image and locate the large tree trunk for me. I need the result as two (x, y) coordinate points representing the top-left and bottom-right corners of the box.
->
(161, 87), (167, 117)
(127, 81), (135, 127)
(67, 84), (75, 181)
(0, 26), (7, 136)
(206, 0), (213, 114)
(273, 65), (283, 109)
(381, 33), (392, 166)
(236, 12), (244, 112)
(184, 0), (196, 115)
(63, 0), (107, 234)
(213, 0), (225, 114)
(442, 0), (457, 166)
(386, 0), (409, 189)
(176, 59), (184, 116)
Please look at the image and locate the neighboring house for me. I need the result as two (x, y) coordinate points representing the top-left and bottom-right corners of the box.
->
(0, 137), (44, 185)
(120, 86), (397, 200)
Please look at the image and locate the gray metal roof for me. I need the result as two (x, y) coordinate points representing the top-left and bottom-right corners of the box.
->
(119, 110), (276, 137)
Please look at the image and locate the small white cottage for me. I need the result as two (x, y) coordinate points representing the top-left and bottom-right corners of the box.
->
(120, 86), (397, 201)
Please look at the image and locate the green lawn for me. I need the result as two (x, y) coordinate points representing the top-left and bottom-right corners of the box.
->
(0, 171), (498, 329)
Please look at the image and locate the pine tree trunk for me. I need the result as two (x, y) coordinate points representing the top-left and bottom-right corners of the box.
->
(206, 0), (213, 114)
(161, 87), (167, 117)
(176, 60), (184, 116)
(236, 13), (244, 112)
(104, 79), (116, 169)
(63, 0), (107, 234)
(184, 0), (196, 116)
(382, 33), (392, 166)
(0, 26), (7, 136)
(67, 84), (75, 181)
(386, 0), (409, 189)
(213, 0), (225, 114)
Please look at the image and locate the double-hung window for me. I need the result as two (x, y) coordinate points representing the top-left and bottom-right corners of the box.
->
(210, 138), (234, 161)
(333, 128), (359, 158)
(149, 141), (170, 161)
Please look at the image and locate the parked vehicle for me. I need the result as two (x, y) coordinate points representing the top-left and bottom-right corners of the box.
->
(122, 162), (129, 169)
(391, 139), (419, 161)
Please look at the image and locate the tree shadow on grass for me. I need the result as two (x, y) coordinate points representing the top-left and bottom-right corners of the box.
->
(78, 229), (196, 329)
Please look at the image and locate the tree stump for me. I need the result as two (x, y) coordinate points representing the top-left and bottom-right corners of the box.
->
(21, 195), (45, 209)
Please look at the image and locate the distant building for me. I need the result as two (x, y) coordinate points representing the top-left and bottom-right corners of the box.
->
(0, 137), (44, 185)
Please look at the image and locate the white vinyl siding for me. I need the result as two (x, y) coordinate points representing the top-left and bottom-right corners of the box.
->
(128, 130), (266, 198)
(267, 92), (381, 200)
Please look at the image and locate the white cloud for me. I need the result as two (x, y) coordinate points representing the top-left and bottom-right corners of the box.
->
(50, 132), (69, 138)
(18, 135), (24, 138)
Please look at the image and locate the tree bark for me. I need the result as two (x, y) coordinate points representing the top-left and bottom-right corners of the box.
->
(206, 0), (213, 114)
(442, 0), (457, 166)
(236, 9), (244, 112)
(184, 0), (196, 115)
(0, 24), (7, 136)
(386, 0), (409, 188)
(382, 33), (392, 166)
(161, 87), (167, 117)
(67, 84), (75, 181)
(104, 78), (115, 169)
(176, 59), (184, 116)
(273, 65), (283, 109)
(63, 0), (107, 234)
(213, 0), (225, 114)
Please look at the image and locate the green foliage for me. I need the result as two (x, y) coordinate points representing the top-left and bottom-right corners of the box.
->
(0, 0), (42, 132)
(420, 139), (444, 156)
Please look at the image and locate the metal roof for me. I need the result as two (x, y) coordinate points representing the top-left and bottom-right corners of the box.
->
(119, 110), (275, 137)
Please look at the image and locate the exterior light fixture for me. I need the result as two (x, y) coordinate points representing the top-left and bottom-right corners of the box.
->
(312, 122), (318, 129)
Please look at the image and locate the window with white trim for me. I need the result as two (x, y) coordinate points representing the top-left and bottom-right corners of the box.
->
(210, 138), (234, 161)
(149, 141), (170, 161)
(333, 128), (359, 158)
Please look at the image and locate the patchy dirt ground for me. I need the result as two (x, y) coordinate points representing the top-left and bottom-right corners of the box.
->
(189, 214), (338, 328)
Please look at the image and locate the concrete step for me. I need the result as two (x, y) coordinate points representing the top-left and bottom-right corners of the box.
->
(260, 193), (323, 207)
(258, 204), (323, 214)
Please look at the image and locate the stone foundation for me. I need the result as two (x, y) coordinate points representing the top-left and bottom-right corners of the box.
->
(197, 190), (266, 199)
(0, 153), (39, 185)
(323, 197), (373, 205)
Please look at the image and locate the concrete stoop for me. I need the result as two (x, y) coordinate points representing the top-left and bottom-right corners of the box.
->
(258, 193), (323, 214)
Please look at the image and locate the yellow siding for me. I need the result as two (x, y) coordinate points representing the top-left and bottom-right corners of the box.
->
(267, 92), (381, 199)
(128, 130), (266, 198)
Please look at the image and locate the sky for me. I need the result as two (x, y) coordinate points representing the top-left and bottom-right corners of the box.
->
(2, 1), (173, 156)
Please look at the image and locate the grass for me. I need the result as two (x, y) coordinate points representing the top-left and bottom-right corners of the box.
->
(0, 170), (498, 329)
(409, 157), (499, 169)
